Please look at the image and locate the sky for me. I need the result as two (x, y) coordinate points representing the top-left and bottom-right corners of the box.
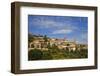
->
(28, 15), (88, 44)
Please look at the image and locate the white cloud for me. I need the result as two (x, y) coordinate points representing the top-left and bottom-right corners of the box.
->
(52, 29), (72, 34)
(31, 17), (59, 28)
(31, 17), (78, 30)
(30, 16), (81, 37)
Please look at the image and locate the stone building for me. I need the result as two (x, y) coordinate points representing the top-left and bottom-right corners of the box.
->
(29, 36), (78, 52)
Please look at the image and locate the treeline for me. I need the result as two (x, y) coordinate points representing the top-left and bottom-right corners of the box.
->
(28, 33), (48, 43)
(28, 48), (88, 61)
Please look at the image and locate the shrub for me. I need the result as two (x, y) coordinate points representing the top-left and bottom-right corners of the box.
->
(28, 49), (43, 60)
(42, 51), (53, 60)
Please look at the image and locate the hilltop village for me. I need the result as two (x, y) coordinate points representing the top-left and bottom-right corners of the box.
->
(28, 34), (87, 52)
(28, 33), (88, 60)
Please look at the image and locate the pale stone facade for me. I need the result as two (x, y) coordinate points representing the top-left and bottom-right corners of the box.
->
(28, 37), (80, 52)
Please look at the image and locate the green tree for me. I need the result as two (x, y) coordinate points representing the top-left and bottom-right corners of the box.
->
(50, 44), (60, 54)
(43, 35), (48, 48)
(43, 35), (48, 42)
(47, 42), (51, 49)
(28, 33), (34, 43)
(42, 51), (53, 60)
(28, 49), (43, 60)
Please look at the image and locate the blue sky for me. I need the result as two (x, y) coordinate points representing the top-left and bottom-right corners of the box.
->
(28, 15), (88, 44)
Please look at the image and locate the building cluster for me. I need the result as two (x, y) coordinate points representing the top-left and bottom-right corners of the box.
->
(29, 36), (87, 52)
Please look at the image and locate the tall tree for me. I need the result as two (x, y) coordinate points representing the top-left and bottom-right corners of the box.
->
(28, 33), (34, 43)
(43, 35), (48, 42)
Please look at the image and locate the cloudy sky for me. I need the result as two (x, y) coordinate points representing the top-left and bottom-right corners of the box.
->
(28, 15), (88, 44)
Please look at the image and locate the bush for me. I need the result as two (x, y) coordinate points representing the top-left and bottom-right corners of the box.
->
(62, 49), (88, 59)
(42, 51), (53, 60)
(28, 49), (43, 60)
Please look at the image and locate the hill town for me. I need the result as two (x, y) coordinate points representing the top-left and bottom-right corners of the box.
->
(28, 33), (88, 60)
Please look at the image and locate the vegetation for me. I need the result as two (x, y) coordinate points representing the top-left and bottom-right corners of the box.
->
(43, 35), (48, 42)
(28, 33), (34, 43)
(28, 33), (88, 60)
(28, 48), (88, 60)
(28, 49), (43, 60)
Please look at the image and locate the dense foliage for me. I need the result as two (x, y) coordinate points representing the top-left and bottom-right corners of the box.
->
(28, 49), (43, 60)
(28, 48), (88, 60)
